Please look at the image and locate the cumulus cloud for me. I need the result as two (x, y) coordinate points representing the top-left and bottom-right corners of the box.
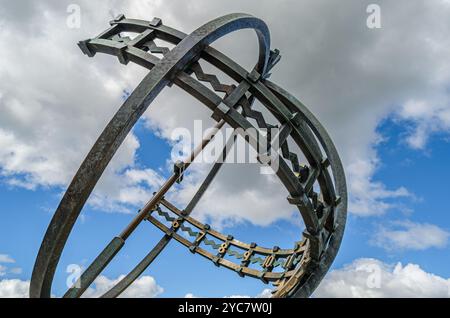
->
(0, 254), (18, 277)
(185, 288), (273, 298)
(0, 0), (137, 189)
(83, 274), (163, 298)
(88, 166), (166, 214)
(0, 260), (162, 298)
(0, 275), (163, 298)
(347, 157), (411, 216)
(0, 279), (30, 298)
(9, 268), (23, 275)
(0, 0), (171, 214)
(1, 0), (450, 225)
(372, 220), (450, 251)
(257, 289), (273, 298)
(0, 265), (7, 277)
(315, 258), (450, 298)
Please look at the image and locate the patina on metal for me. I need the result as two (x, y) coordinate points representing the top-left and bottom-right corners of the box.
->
(30, 13), (347, 298)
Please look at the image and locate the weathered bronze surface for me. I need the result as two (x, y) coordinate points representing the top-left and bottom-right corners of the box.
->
(30, 13), (347, 298)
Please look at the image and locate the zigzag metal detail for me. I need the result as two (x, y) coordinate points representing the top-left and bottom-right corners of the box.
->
(227, 249), (244, 260)
(180, 224), (198, 238)
(251, 256), (265, 265)
(239, 96), (270, 129)
(187, 60), (301, 175)
(189, 62), (234, 95)
(110, 32), (171, 57)
(154, 207), (175, 223)
(238, 87), (301, 174)
(203, 237), (222, 250)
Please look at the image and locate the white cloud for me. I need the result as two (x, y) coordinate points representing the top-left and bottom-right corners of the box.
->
(185, 288), (273, 298)
(315, 258), (450, 298)
(9, 268), (23, 275)
(88, 165), (166, 214)
(397, 98), (450, 149)
(0, 271), (162, 298)
(132, 0), (450, 221)
(0, 0), (165, 215)
(0, 254), (16, 276)
(83, 274), (163, 298)
(257, 289), (273, 298)
(168, 162), (297, 229)
(224, 294), (251, 298)
(0, 254), (15, 263)
(0, 279), (30, 298)
(372, 220), (450, 251)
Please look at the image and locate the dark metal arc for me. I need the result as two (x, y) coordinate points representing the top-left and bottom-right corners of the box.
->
(30, 13), (271, 298)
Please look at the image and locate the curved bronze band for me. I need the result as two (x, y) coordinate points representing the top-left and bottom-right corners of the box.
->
(31, 13), (347, 299)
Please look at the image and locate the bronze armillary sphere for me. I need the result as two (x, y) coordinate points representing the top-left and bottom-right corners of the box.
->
(30, 13), (347, 298)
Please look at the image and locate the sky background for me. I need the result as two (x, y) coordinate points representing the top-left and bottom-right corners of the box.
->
(1, 0), (450, 298)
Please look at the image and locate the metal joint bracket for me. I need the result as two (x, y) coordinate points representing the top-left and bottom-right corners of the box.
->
(258, 271), (269, 284)
(288, 112), (301, 127)
(211, 102), (231, 122)
(212, 256), (221, 266)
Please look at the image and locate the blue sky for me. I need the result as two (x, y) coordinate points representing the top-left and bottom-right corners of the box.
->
(1, 0), (450, 298)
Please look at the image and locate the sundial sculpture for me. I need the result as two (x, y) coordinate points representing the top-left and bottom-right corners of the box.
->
(30, 13), (347, 298)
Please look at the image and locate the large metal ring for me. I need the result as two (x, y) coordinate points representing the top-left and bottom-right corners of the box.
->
(31, 13), (347, 298)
